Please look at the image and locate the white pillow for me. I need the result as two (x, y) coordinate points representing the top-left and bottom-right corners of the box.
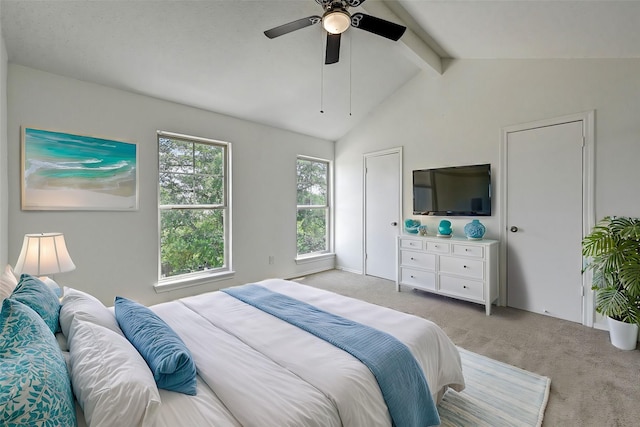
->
(0, 264), (18, 300)
(60, 287), (124, 339)
(68, 317), (161, 427)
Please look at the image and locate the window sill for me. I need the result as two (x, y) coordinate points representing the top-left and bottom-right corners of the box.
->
(154, 270), (235, 293)
(295, 252), (335, 265)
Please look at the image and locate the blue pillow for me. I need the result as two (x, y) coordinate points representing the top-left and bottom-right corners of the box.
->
(10, 274), (61, 334)
(114, 296), (197, 395)
(0, 298), (76, 426)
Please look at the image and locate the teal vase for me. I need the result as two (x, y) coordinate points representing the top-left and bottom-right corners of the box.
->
(438, 220), (452, 236)
(464, 219), (486, 240)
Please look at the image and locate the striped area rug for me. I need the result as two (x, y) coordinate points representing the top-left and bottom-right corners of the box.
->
(438, 348), (551, 427)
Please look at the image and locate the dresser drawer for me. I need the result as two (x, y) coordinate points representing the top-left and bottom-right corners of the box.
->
(400, 268), (436, 291)
(439, 275), (484, 301)
(439, 256), (484, 280)
(401, 251), (436, 270)
(426, 241), (450, 254)
(452, 244), (484, 258)
(400, 238), (423, 250)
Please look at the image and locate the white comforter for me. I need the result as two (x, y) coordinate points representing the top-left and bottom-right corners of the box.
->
(150, 279), (465, 427)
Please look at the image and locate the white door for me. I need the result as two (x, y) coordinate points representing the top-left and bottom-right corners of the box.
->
(364, 149), (401, 280)
(506, 120), (584, 323)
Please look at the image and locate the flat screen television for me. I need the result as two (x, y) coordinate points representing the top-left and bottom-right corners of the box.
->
(413, 164), (491, 216)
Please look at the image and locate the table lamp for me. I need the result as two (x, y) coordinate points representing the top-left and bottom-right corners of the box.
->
(14, 232), (75, 296)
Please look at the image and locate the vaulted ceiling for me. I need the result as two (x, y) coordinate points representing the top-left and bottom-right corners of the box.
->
(2, 1), (640, 141)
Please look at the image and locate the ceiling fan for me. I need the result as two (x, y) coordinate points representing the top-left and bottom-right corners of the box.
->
(264, 0), (407, 65)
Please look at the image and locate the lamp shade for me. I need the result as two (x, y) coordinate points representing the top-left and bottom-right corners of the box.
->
(14, 233), (76, 276)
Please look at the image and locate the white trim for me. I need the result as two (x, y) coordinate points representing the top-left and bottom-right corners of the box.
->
(226, 142), (234, 279)
(295, 252), (336, 264)
(286, 266), (335, 280)
(296, 155), (333, 257)
(362, 147), (403, 276)
(581, 111), (596, 327)
(154, 270), (235, 293)
(156, 132), (233, 282)
(335, 265), (363, 275)
(500, 111), (595, 327)
(157, 130), (229, 147)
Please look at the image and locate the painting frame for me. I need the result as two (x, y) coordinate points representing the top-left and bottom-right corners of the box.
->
(21, 127), (139, 211)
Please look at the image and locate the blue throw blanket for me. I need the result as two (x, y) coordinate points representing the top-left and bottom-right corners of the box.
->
(222, 284), (440, 427)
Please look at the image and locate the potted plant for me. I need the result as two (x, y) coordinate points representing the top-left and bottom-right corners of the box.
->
(582, 216), (640, 350)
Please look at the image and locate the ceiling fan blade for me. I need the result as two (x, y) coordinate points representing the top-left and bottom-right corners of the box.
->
(325, 33), (341, 65)
(264, 16), (321, 39)
(350, 13), (406, 41)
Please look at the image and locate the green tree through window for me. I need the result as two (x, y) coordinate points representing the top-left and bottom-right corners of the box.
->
(158, 132), (229, 279)
(297, 157), (330, 256)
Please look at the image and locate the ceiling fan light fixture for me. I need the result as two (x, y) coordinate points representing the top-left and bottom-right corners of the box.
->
(322, 10), (351, 34)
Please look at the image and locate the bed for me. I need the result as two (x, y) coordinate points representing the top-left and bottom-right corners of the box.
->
(1, 271), (465, 427)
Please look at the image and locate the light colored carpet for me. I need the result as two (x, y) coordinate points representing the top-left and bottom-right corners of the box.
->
(294, 269), (640, 427)
(439, 348), (550, 427)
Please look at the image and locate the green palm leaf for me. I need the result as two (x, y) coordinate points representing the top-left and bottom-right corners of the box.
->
(620, 261), (640, 297)
(595, 287), (630, 320)
(583, 216), (640, 325)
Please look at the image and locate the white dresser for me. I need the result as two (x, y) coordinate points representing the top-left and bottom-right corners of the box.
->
(396, 235), (499, 315)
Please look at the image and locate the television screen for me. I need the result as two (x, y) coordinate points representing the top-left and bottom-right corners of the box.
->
(413, 164), (491, 216)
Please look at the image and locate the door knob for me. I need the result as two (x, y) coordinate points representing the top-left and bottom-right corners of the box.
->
(391, 222), (398, 226)
(510, 226), (518, 232)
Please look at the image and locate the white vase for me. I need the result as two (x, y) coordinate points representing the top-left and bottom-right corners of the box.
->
(607, 317), (639, 350)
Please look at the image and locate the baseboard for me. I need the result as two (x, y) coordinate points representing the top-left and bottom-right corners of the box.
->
(286, 266), (334, 280)
(335, 265), (363, 275)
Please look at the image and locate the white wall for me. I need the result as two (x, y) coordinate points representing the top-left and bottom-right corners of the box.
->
(0, 20), (8, 265)
(335, 58), (640, 273)
(7, 65), (334, 305)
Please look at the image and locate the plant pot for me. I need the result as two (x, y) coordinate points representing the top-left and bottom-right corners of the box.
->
(607, 316), (639, 350)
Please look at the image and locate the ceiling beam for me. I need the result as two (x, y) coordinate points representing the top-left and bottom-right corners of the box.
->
(361, 1), (443, 75)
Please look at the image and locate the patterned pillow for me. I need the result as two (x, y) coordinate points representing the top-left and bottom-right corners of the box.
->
(10, 274), (61, 334)
(0, 298), (76, 426)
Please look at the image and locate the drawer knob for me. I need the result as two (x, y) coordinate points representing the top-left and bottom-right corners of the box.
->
(463, 265), (468, 269)
(465, 248), (469, 252)
(410, 275), (415, 279)
(463, 285), (467, 289)
(410, 257), (415, 260)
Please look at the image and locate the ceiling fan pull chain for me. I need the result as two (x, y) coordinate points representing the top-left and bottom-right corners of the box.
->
(320, 31), (325, 114)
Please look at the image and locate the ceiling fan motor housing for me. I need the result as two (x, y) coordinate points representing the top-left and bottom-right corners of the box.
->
(316, 0), (364, 9)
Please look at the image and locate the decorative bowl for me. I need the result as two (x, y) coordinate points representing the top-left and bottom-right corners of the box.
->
(404, 219), (421, 234)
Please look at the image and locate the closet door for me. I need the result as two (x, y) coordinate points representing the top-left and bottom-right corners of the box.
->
(364, 149), (402, 281)
(506, 120), (584, 323)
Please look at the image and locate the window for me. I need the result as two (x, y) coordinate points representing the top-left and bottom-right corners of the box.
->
(296, 156), (331, 257)
(158, 131), (230, 283)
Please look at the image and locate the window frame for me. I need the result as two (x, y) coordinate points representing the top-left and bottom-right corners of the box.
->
(295, 155), (333, 260)
(155, 130), (233, 292)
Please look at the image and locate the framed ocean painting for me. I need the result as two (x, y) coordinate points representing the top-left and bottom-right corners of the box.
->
(21, 127), (139, 211)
